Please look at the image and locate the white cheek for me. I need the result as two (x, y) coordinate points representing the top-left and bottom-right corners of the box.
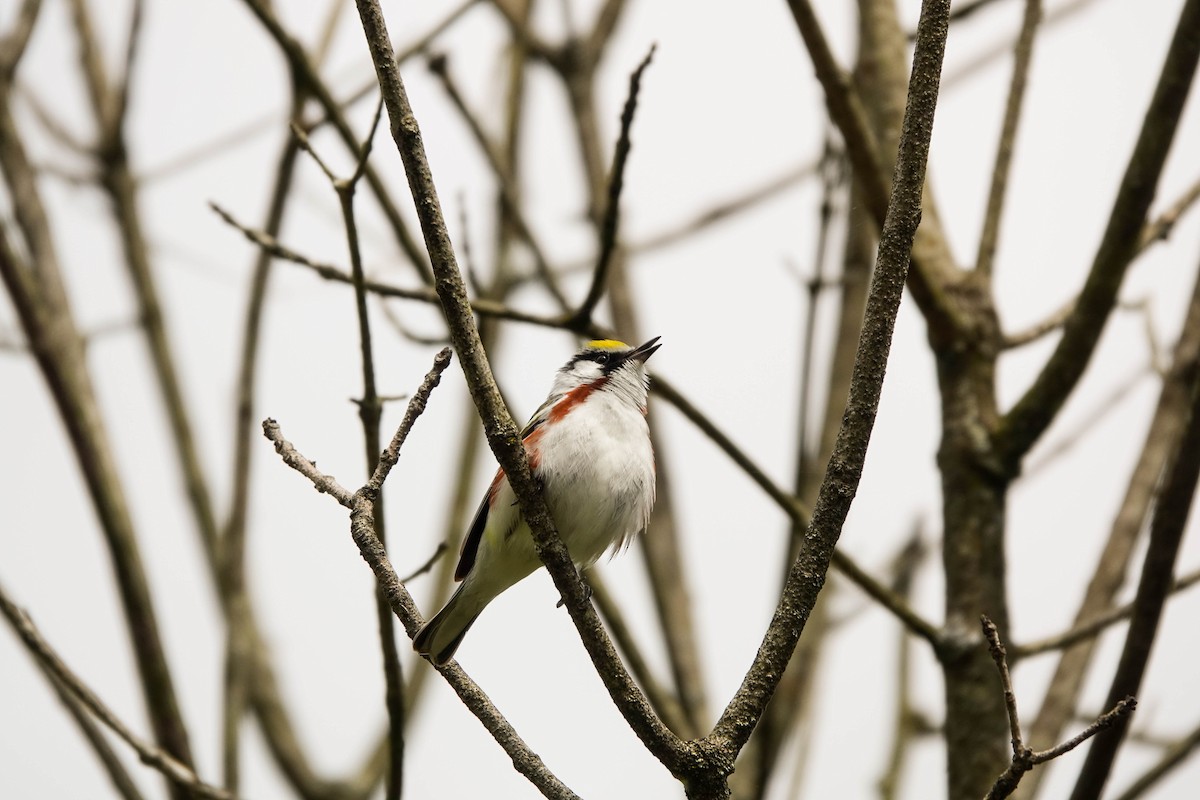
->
(573, 363), (603, 382)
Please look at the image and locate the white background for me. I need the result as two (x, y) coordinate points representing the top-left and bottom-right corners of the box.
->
(2, 0), (1199, 798)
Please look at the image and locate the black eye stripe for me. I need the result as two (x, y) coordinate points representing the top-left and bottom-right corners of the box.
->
(572, 351), (617, 365)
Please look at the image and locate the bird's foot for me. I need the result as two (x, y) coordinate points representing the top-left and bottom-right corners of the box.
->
(555, 573), (592, 608)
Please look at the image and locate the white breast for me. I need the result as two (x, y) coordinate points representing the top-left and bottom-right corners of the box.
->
(535, 389), (656, 565)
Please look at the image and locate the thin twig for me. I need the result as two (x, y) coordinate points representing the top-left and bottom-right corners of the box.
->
(980, 615), (1138, 800)
(262, 353), (583, 800)
(143, 1), (475, 183)
(974, 0), (1042, 277)
(1136, 175), (1200, 255)
(210, 201), (569, 330)
(569, 44), (655, 327)
(44, 670), (147, 800)
(1001, 295), (1075, 349)
(623, 158), (822, 258)
(1109, 721), (1200, 800)
(241, 0), (433, 282)
(425, 52), (568, 312)
(983, 616), (1025, 753)
(1020, 365), (1153, 481)
(399, 542), (449, 583)
(0, 584), (235, 800)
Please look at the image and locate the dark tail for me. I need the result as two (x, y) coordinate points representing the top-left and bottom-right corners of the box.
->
(413, 585), (483, 666)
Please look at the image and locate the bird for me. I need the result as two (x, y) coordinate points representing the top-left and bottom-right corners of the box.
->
(414, 337), (661, 665)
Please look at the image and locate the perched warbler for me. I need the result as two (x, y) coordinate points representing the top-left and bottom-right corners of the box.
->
(414, 337), (661, 665)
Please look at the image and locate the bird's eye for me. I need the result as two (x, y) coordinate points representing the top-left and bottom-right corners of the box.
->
(593, 352), (610, 365)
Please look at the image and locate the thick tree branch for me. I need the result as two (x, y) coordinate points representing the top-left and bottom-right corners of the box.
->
(998, 0), (1200, 468)
(785, 0), (964, 340)
(708, 0), (951, 760)
(1021, 245), (1200, 797)
(352, 0), (690, 778)
(1069, 292), (1200, 799)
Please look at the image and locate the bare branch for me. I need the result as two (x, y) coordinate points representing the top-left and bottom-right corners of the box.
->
(784, 0), (965, 339)
(974, 0), (1041, 277)
(569, 44), (655, 327)
(0, 584), (234, 800)
(710, 0), (952, 758)
(1022, 243), (1200, 796)
(652, 377), (942, 649)
(263, 352), (584, 800)
(399, 542), (450, 583)
(624, 158), (821, 257)
(424, 53), (568, 311)
(241, 0), (433, 282)
(1069, 305), (1200, 799)
(980, 615), (1138, 800)
(1001, 296), (1074, 349)
(983, 616), (1025, 755)
(42, 669), (147, 800)
(0, 0), (42, 78)
(353, 0), (691, 776)
(1109, 721), (1200, 800)
(998, 0), (1200, 468)
(1136, 174), (1200, 255)
(589, 574), (696, 739)
(210, 201), (565, 329)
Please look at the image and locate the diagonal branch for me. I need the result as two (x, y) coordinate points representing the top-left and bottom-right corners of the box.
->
(1068, 282), (1200, 799)
(708, 0), (951, 758)
(568, 44), (655, 328)
(1013, 567), (1200, 659)
(0, 0), (41, 78)
(262, 351), (584, 800)
(352, 0), (690, 777)
(997, 0), (1200, 468)
(1020, 247), (1200, 796)
(784, 0), (965, 341)
(653, 377), (942, 649)
(0, 584), (234, 800)
(1136, 174), (1200, 255)
(974, 0), (1042, 277)
(241, 0), (433, 283)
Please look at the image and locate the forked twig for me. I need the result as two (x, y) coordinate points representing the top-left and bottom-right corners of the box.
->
(980, 616), (1136, 800)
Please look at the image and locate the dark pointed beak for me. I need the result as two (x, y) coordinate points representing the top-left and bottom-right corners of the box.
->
(626, 336), (662, 364)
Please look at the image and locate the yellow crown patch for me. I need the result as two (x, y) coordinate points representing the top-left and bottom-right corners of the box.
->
(586, 339), (629, 350)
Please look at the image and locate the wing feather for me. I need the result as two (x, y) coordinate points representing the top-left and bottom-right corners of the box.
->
(453, 404), (552, 581)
